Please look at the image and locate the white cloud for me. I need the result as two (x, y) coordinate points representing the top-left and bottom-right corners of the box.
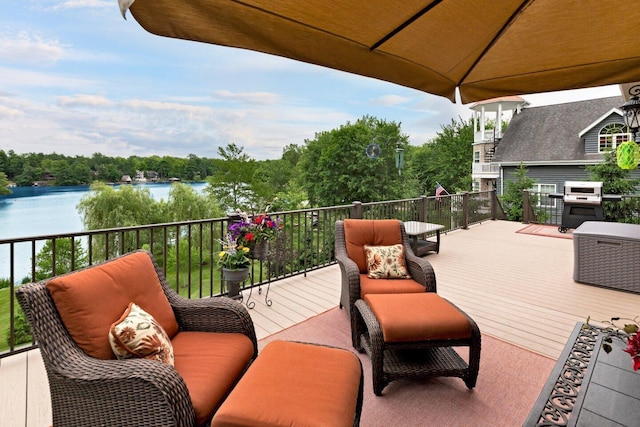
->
(213, 90), (280, 105)
(119, 99), (212, 114)
(0, 31), (68, 65)
(0, 104), (24, 117)
(0, 66), (98, 89)
(48, 0), (112, 11)
(370, 95), (412, 106)
(56, 94), (113, 107)
(523, 85), (622, 107)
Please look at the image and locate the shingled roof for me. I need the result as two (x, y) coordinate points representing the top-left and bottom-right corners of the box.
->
(492, 96), (624, 163)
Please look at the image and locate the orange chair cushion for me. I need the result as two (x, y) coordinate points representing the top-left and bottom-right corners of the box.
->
(363, 293), (472, 343)
(359, 274), (425, 297)
(343, 219), (403, 273)
(211, 340), (362, 427)
(172, 331), (255, 427)
(46, 251), (179, 360)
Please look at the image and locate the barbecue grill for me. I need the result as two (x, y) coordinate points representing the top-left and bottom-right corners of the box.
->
(549, 181), (621, 233)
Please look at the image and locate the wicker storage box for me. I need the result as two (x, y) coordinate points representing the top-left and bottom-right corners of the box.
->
(573, 221), (640, 293)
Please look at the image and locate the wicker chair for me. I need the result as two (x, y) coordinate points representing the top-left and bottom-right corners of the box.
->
(334, 219), (437, 347)
(16, 250), (258, 427)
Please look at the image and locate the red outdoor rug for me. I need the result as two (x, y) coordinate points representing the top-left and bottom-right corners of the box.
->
(516, 223), (573, 239)
(259, 307), (556, 427)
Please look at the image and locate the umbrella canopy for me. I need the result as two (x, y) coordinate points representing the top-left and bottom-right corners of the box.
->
(120, 0), (640, 104)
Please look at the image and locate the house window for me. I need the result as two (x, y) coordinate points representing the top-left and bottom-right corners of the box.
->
(474, 151), (480, 163)
(599, 123), (630, 152)
(529, 183), (556, 208)
(472, 180), (480, 192)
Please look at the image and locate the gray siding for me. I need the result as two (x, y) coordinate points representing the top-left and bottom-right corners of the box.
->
(584, 113), (625, 155)
(498, 165), (590, 195)
(498, 164), (640, 195)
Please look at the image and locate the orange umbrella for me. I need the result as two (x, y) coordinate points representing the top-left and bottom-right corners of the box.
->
(119, 0), (640, 104)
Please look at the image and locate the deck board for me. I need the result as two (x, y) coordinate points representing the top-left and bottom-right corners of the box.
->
(5, 219), (640, 426)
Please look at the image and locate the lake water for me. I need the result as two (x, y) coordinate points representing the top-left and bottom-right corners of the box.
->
(0, 182), (207, 281)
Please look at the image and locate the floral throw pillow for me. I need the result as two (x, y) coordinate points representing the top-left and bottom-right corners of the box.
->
(109, 302), (175, 366)
(364, 244), (411, 279)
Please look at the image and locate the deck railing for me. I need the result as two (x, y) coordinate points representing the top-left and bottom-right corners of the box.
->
(1, 190), (500, 358)
(523, 191), (640, 226)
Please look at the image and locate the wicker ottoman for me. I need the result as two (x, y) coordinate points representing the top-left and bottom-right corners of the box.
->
(355, 293), (481, 395)
(211, 340), (364, 427)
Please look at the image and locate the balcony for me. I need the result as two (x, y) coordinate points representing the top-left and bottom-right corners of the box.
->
(3, 192), (640, 425)
(472, 162), (500, 179)
(474, 130), (500, 144)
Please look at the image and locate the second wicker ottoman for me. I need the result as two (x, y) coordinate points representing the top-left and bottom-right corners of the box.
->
(355, 293), (481, 395)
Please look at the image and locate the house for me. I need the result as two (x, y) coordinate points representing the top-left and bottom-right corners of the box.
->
(470, 96), (529, 194)
(120, 175), (132, 184)
(471, 95), (640, 203)
(134, 170), (147, 183)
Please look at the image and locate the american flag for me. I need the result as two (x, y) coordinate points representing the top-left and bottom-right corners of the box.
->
(435, 183), (446, 201)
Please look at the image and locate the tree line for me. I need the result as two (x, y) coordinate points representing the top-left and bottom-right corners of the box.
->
(1, 115), (476, 210)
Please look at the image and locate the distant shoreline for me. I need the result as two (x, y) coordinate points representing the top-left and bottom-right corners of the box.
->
(1, 181), (207, 200)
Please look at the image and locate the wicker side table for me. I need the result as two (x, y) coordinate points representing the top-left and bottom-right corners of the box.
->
(354, 294), (481, 395)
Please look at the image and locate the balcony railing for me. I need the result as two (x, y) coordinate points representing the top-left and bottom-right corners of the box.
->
(472, 163), (500, 176)
(1, 191), (500, 358)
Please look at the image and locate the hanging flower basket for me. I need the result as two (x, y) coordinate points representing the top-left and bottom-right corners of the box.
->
(250, 241), (270, 260)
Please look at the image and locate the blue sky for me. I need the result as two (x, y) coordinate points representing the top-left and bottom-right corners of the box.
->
(1, 0), (623, 161)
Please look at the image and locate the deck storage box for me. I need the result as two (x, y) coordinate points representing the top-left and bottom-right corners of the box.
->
(573, 221), (640, 293)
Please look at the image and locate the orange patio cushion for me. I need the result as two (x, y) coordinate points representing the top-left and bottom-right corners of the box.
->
(359, 274), (425, 298)
(343, 219), (403, 273)
(211, 340), (361, 427)
(364, 293), (472, 343)
(172, 331), (255, 427)
(46, 251), (179, 360)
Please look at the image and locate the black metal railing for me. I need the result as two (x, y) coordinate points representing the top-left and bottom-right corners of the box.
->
(1, 191), (500, 357)
(523, 191), (640, 226)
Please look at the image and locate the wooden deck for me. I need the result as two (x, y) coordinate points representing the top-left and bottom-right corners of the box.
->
(3, 219), (640, 426)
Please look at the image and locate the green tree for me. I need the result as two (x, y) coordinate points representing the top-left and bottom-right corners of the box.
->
(500, 163), (538, 221)
(587, 149), (640, 221)
(271, 180), (309, 211)
(299, 116), (412, 206)
(33, 238), (89, 281)
(78, 182), (164, 229)
(13, 164), (41, 187)
(6, 307), (32, 348)
(206, 143), (257, 211)
(0, 172), (12, 195)
(163, 182), (222, 221)
(410, 117), (473, 196)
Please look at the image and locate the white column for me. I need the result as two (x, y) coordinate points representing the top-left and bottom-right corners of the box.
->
(497, 103), (503, 139)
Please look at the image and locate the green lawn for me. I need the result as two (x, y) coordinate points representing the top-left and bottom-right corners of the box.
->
(0, 287), (16, 352)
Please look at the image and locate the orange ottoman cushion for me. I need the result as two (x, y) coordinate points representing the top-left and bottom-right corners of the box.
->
(46, 251), (179, 360)
(363, 293), (472, 342)
(172, 331), (255, 427)
(211, 340), (362, 427)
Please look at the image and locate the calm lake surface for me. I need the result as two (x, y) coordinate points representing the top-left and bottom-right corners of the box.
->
(0, 182), (207, 281)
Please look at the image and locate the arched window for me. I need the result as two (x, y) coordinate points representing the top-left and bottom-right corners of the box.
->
(599, 123), (630, 152)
